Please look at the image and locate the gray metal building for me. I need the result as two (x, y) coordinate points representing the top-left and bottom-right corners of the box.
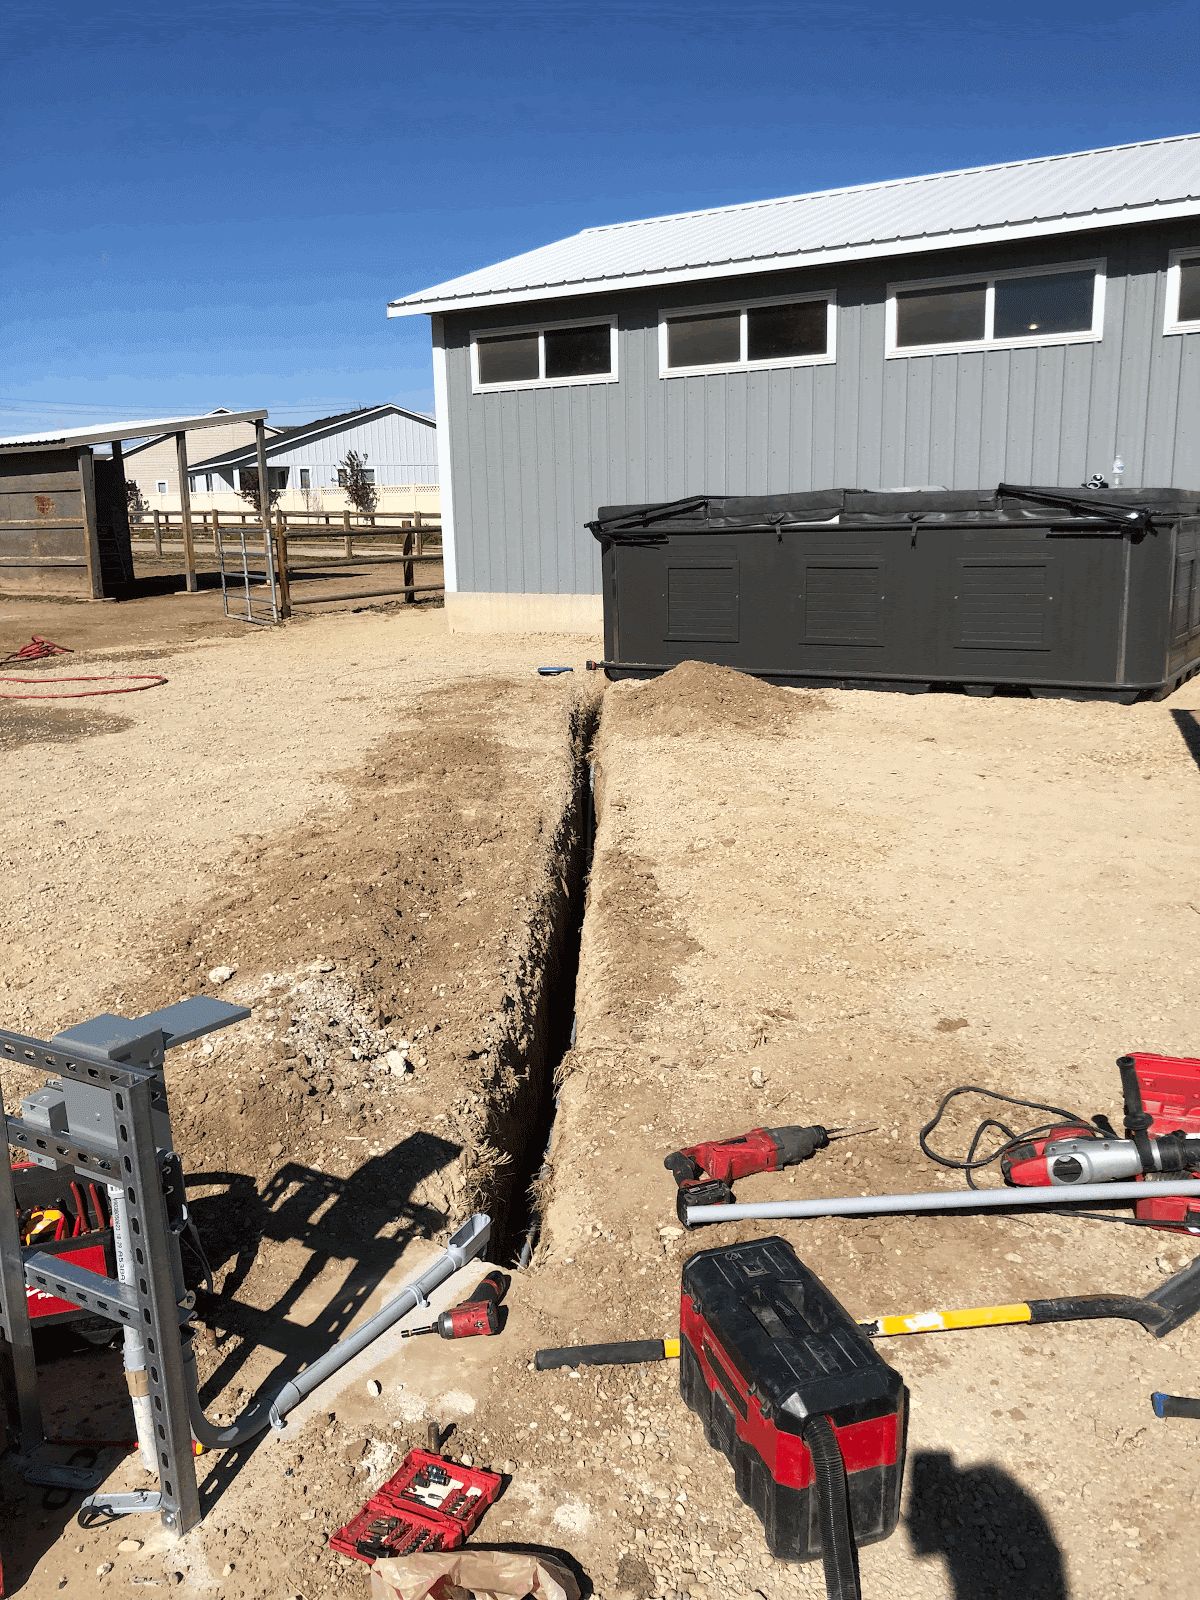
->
(388, 134), (1200, 634)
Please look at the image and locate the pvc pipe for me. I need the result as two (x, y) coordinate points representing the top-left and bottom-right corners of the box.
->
(109, 1184), (156, 1472)
(684, 1179), (1200, 1226)
(266, 1213), (490, 1430)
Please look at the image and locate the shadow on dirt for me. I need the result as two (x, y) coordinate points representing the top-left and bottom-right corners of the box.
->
(1170, 709), (1200, 773)
(188, 1131), (460, 1392)
(906, 1449), (1067, 1599)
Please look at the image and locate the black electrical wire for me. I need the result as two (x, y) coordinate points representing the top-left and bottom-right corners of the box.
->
(919, 1085), (1104, 1188)
(181, 1217), (215, 1296)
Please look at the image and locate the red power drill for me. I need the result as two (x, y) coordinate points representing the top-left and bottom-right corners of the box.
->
(665, 1123), (873, 1227)
(400, 1270), (510, 1341)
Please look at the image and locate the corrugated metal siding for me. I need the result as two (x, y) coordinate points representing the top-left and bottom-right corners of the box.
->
(268, 411), (438, 487)
(394, 135), (1200, 312)
(444, 220), (1200, 597)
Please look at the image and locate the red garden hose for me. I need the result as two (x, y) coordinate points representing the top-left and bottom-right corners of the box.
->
(0, 674), (167, 699)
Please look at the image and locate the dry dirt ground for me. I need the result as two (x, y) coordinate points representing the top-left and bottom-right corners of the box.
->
(3, 581), (1200, 1600)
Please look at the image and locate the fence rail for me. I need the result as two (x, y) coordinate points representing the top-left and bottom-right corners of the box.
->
(130, 506), (441, 560)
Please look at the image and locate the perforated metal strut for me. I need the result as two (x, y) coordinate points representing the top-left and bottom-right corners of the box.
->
(0, 999), (248, 1536)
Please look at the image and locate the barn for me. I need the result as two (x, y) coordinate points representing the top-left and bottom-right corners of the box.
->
(387, 134), (1200, 634)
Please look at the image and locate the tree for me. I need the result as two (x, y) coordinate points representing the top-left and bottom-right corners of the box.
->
(125, 479), (147, 518)
(237, 467), (282, 521)
(338, 450), (378, 517)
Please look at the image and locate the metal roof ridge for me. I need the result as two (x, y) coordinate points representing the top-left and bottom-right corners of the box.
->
(185, 402), (435, 470)
(575, 132), (1200, 236)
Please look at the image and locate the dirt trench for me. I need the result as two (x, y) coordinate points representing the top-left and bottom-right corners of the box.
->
(0, 605), (606, 1598)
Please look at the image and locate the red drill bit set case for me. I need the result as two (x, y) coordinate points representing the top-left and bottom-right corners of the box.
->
(680, 1236), (907, 1562)
(1123, 1052), (1200, 1231)
(330, 1449), (503, 1564)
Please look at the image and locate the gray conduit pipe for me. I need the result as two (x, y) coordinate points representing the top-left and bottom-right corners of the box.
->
(267, 1213), (490, 1430)
(181, 1214), (491, 1448)
(684, 1179), (1200, 1227)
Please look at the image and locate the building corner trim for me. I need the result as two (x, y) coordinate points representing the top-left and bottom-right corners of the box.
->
(430, 316), (458, 594)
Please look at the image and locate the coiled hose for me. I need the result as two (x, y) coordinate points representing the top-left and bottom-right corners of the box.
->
(802, 1413), (861, 1600)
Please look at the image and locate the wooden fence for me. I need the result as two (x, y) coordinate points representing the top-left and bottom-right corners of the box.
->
(130, 507), (441, 559)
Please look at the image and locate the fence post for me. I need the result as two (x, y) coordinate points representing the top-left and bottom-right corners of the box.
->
(212, 507), (221, 561)
(274, 511), (292, 619)
(343, 510), (353, 558)
(153, 509), (162, 557)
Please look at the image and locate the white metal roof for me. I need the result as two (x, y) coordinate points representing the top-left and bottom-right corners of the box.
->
(387, 134), (1200, 318)
(0, 410), (269, 453)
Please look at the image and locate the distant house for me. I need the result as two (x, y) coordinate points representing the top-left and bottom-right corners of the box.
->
(179, 404), (439, 519)
(388, 132), (1200, 634)
(122, 409), (284, 508)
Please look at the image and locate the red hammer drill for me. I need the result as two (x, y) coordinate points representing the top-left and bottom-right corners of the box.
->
(665, 1123), (873, 1227)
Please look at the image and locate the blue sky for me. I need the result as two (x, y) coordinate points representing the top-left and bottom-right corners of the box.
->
(3, 0), (1197, 434)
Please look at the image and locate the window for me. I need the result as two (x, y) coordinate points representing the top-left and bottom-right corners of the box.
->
(659, 292), (834, 376)
(1164, 249), (1200, 334)
(155, 480), (168, 494)
(887, 261), (1105, 357)
(299, 468), (311, 490)
(472, 316), (618, 391)
(336, 467), (375, 486)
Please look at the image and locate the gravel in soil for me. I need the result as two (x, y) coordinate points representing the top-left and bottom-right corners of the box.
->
(5, 608), (1200, 1599)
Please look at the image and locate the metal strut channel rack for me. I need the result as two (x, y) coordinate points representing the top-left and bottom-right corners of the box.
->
(0, 998), (249, 1536)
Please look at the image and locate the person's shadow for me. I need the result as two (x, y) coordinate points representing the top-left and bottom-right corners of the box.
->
(906, 1450), (1068, 1599)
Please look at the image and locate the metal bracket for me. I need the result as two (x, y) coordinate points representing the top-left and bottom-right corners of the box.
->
(80, 1490), (162, 1521)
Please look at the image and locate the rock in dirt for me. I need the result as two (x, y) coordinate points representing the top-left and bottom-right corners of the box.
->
(206, 965), (236, 985)
(117, 1538), (143, 1554)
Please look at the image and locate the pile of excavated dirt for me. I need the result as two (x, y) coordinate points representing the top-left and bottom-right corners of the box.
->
(609, 660), (820, 738)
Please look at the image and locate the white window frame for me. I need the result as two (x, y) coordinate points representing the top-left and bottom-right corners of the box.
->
(657, 289), (837, 379)
(155, 479), (168, 494)
(885, 258), (1106, 359)
(299, 467), (311, 490)
(1164, 247), (1200, 335)
(470, 314), (619, 394)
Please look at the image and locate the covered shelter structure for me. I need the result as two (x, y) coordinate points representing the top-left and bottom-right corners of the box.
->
(0, 410), (269, 598)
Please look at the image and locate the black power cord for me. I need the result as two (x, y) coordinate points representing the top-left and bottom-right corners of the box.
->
(919, 1085), (1104, 1188)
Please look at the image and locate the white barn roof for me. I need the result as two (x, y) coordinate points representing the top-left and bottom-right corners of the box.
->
(388, 133), (1200, 318)
(0, 410), (268, 453)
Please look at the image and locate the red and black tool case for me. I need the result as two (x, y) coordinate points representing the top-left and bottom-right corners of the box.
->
(680, 1237), (907, 1562)
(1121, 1053), (1200, 1231)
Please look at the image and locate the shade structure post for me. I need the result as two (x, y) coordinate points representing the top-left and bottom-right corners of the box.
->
(175, 433), (196, 592)
(77, 447), (103, 599)
(254, 421), (271, 537)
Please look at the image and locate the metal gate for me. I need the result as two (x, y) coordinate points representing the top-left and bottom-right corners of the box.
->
(216, 518), (280, 625)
